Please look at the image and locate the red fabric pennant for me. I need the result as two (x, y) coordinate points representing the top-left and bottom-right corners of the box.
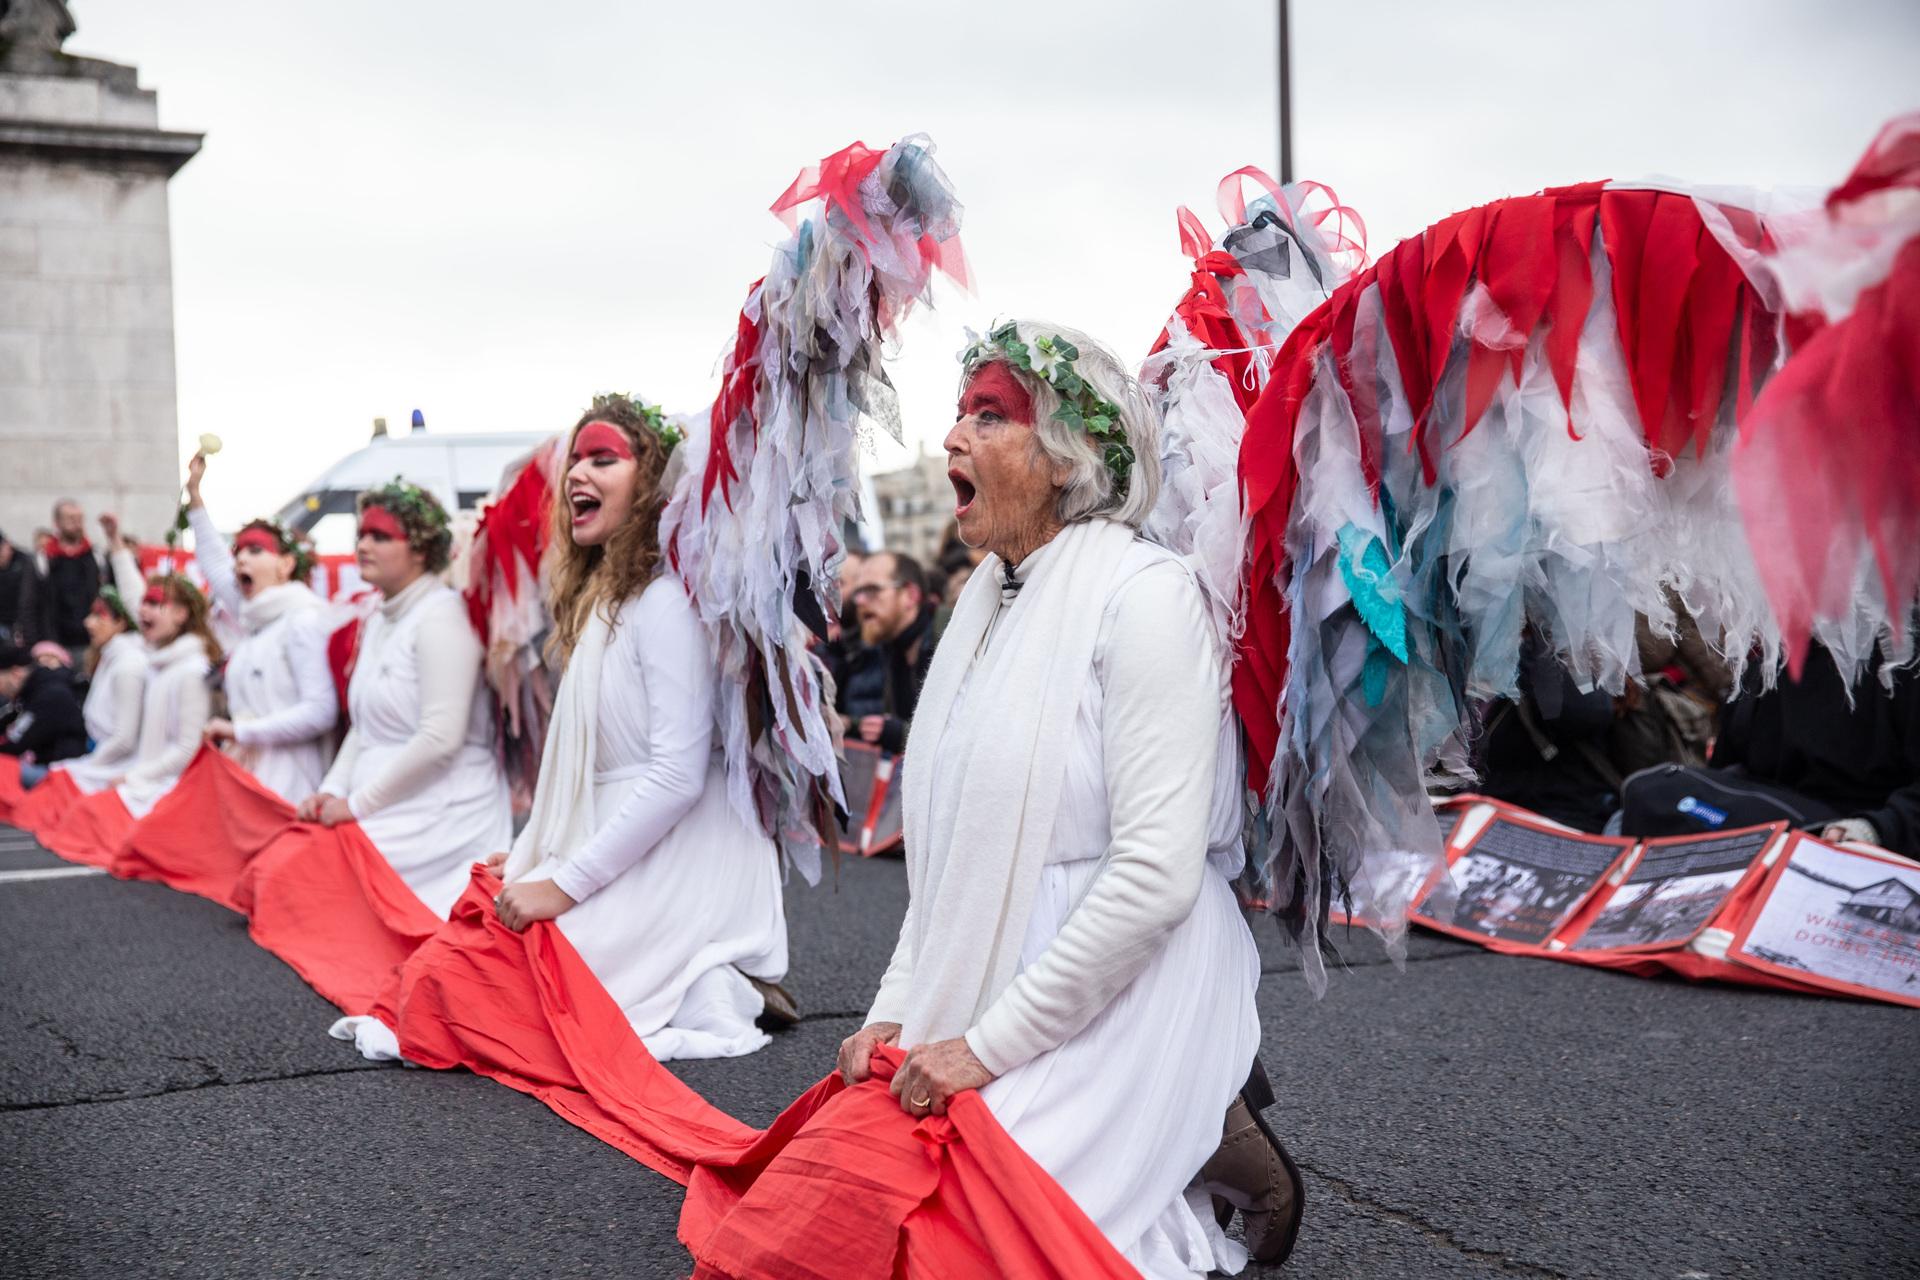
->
(110, 746), (293, 910)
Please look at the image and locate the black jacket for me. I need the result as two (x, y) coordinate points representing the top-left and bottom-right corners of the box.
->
(833, 604), (938, 755)
(1478, 634), (1621, 833)
(38, 544), (101, 649)
(0, 542), (37, 645)
(1, 665), (89, 763)
(1711, 644), (1920, 858)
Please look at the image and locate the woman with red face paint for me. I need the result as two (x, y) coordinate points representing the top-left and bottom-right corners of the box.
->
(295, 481), (510, 918)
(93, 575), (222, 820)
(181, 451), (338, 802)
(20, 569), (146, 794)
(334, 395), (790, 1064)
(822, 322), (1279, 1277)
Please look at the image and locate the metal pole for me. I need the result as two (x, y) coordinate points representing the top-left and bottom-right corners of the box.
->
(1278, 0), (1294, 183)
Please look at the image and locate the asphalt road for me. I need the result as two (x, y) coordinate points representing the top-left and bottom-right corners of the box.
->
(2, 819), (1916, 1279)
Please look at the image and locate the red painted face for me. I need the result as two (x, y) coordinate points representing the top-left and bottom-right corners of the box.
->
(358, 505), (406, 542)
(232, 527), (282, 557)
(570, 420), (635, 465)
(90, 598), (116, 621)
(142, 584), (170, 607)
(959, 361), (1035, 425)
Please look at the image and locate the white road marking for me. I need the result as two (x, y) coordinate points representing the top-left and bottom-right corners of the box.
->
(0, 865), (107, 884)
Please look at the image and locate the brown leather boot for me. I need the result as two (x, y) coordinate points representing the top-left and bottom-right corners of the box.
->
(745, 974), (800, 1029)
(1200, 1094), (1305, 1265)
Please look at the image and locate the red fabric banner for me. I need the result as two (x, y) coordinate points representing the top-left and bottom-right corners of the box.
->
(388, 869), (757, 1182)
(0, 755), (23, 826)
(40, 787), (134, 867)
(233, 822), (441, 1015)
(679, 1045), (1137, 1280)
(12, 768), (83, 840)
(110, 745), (293, 910)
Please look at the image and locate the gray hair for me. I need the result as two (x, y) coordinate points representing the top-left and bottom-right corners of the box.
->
(958, 320), (1162, 529)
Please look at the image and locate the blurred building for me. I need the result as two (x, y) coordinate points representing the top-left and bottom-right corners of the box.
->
(0, 3), (200, 546)
(868, 452), (951, 564)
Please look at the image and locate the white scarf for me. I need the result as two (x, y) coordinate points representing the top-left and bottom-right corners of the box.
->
(135, 633), (211, 757)
(502, 606), (610, 881)
(238, 580), (318, 635)
(896, 518), (1138, 1048)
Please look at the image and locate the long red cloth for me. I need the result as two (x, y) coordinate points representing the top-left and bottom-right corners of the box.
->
(12, 767), (84, 841)
(0, 755), (23, 825)
(232, 821), (441, 1015)
(679, 1045), (1138, 1280)
(39, 787), (134, 867)
(110, 745), (293, 910)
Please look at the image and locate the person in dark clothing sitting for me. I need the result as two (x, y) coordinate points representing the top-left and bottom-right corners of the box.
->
(834, 551), (937, 755)
(1619, 641), (1920, 858)
(0, 643), (89, 775)
(1476, 630), (1622, 833)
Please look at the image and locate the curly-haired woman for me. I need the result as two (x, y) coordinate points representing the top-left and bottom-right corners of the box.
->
(336, 395), (789, 1064)
(296, 480), (509, 917)
(183, 452), (338, 802)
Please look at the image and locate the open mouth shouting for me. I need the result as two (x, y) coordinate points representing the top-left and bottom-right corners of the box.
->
(949, 469), (977, 519)
(235, 567), (257, 597)
(569, 489), (603, 528)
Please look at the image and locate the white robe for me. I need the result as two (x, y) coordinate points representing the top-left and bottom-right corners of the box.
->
(115, 634), (214, 818)
(875, 532), (1261, 1278)
(337, 580), (786, 1062)
(318, 575), (509, 917)
(190, 507), (337, 801)
(54, 631), (148, 792)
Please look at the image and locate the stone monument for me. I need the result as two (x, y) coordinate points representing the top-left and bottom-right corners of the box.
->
(0, 0), (202, 548)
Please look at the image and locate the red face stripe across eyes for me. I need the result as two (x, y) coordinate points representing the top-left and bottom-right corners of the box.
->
(142, 585), (169, 607)
(358, 505), (406, 541)
(571, 420), (634, 464)
(232, 528), (281, 556)
(91, 599), (115, 620)
(960, 361), (1034, 425)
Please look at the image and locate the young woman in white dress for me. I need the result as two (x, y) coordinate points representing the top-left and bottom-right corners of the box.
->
(25, 558), (146, 793)
(296, 481), (509, 918)
(102, 575), (221, 818)
(182, 452), (338, 802)
(337, 395), (789, 1063)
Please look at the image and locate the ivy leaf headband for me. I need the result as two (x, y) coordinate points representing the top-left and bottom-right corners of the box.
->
(962, 323), (1134, 499)
(588, 393), (685, 454)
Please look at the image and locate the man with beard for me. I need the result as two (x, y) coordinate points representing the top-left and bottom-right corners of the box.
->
(35, 500), (102, 664)
(835, 551), (936, 754)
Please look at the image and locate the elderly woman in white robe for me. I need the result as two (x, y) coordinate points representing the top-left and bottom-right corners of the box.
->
(835, 323), (1296, 1277)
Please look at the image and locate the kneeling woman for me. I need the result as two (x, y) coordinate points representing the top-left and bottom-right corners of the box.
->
(109, 575), (222, 816)
(184, 452), (338, 801)
(26, 583), (145, 794)
(340, 396), (788, 1063)
(297, 482), (509, 917)
(832, 325), (1276, 1277)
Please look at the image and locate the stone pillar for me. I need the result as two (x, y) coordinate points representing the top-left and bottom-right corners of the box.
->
(0, 1), (202, 550)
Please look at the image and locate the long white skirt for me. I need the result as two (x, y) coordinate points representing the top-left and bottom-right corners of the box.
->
(536, 762), (788, 1061)
(981, 859), (1261, 1279)
(355, 739), (511, 918)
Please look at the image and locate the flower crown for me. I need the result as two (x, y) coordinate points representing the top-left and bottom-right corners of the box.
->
(96, 584), (133, 626)
(590, 392), (685, 454)
(359, 477), (450, 533)
(962, 322), (1134, 499)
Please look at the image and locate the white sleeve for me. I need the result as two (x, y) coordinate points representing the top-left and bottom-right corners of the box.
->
(188, 506), (242, 622)
(91, 660), (148, 763)
(318, 724), (362, 799)
(963, 563), (1222, 1077)
(346, 596), (483, 818)
(126, 669), (211, 785)
(864, 897), (918, 1028)
(232, 615), (339, 747)
(109, 545), (144, 603)
(549, 587), (714, 904)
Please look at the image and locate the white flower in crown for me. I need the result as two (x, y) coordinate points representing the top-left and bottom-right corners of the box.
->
(1027, 336), (1066, 380)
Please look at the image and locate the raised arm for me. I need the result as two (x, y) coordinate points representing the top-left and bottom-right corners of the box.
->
(187, 505), (242, 623)
(547, 585), (714, 903)
(963, 563), (1222, 1077)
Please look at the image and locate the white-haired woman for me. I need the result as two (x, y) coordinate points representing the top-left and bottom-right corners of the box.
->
(829, 322), (1293, 1276)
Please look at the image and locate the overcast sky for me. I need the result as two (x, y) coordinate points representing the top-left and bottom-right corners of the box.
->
(73, 0), (1920, 528)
